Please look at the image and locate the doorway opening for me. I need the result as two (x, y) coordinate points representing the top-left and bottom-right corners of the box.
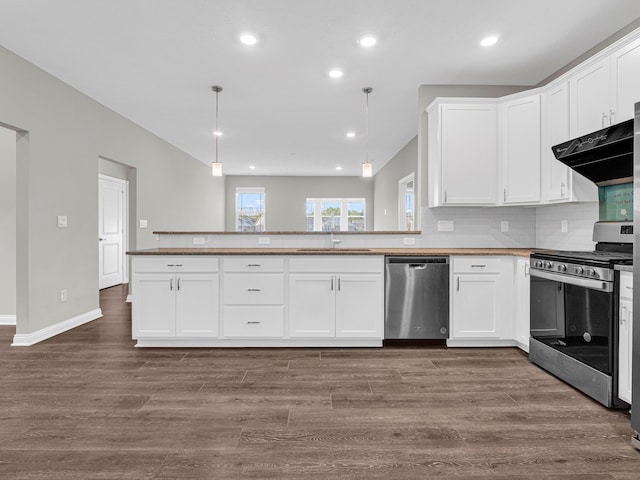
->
(0, 125), (16, 326)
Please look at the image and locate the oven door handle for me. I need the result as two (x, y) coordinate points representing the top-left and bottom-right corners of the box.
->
(530, 268), (613, 292)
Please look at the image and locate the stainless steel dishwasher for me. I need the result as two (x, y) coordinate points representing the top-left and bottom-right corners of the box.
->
(384, 256), (449, 339)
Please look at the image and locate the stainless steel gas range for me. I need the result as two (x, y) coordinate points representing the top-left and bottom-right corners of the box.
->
(529, 222), (633, 408)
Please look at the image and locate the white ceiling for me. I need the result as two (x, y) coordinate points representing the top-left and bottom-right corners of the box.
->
(2, 1), (640, 176)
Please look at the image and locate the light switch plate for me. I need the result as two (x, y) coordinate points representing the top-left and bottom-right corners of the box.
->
(57, 215), (68, 228)
(561, 220), (568, 233)
(193, 237), (205, 245)
(437, 220), (454, 232)
(403, 237), (416, 245)
(258, 237), (270, 245)
(139, 219), (148, 229)
(501, 221), (509, 233)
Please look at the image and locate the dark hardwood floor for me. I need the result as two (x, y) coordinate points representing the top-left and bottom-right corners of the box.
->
(2, 284), (640, 479)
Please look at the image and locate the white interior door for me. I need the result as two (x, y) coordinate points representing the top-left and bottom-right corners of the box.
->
(99, 175), (125, 289)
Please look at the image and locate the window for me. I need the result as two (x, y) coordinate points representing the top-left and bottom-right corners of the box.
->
(398, 173), (415, 231)
(306, 198), (366, 232)
(236, 187), (265, 232)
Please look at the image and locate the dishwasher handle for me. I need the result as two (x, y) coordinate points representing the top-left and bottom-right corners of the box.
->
(386, 256), (449, 265)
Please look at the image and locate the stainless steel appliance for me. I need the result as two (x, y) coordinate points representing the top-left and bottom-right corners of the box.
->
(530, 222), (632, 408)
(384, 256), (449, 339)
(631, 102), (640, 449)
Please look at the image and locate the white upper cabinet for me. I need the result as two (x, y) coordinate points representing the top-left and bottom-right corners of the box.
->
(500, 94), (541, 204)
(428, 100), (498, 207)
(569, 58), (610, 136)
(541, 82), (597, 203)
(570, 35), (640, 136)
(610, 37), (640, 124)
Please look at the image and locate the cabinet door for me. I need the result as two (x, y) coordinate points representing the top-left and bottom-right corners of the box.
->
(610, 37), (640, 124)
(569, 58), (611, 136)
(515, 259), (531, 351)
(175, 274), (219, 337)
(451, 274), (501, 338)
(289, 274), (336, 337)
(440, 103), (497, 205)
(133, 274), (176, 337)
(619, 297), (633, 404)
(335, 274), (383, 338)
(501, 95), (541, 204)
(543, 82), (572, 202)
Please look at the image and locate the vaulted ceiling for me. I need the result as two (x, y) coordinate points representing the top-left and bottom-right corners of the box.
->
(2, 0), (640, 175)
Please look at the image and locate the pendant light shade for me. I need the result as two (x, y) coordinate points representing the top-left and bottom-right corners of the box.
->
(362, 87), (373, 177)
(211, 85), (223, 176)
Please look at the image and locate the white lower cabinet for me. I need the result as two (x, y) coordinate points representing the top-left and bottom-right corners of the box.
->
(289, 257), (384, 339)
(514, 258), (531, 352)
(133, 271), (219, 338)
(618, 271), (633, 404)
(131, 254), (384, 346)
(448, 256), (515, 347)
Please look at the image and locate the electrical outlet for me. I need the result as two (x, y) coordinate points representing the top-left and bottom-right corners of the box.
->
(57, 215), (68, 228)
(193, 237), (205, 245)
(501, 221), (509, 233)
(437, 220), (454, 232)
(561, 220), (569, 233)
(60, 289), (68, 302)
(403, 237), (416, 245)
(258, 237), (270, 245)
(139, 219), (148, 229)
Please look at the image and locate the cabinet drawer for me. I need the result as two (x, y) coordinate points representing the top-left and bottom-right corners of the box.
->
(133, 256), (218, 273)
(452, 257), (503, 274)
(223, 274), (284, 305)
(223, 307), (284, 337)
(620, 271), (633, 300)
(289, 256), (383, 273)
(223, 257), (284, 273)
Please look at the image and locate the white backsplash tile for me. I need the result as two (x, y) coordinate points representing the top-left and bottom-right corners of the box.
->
(534, 202), (598, 250)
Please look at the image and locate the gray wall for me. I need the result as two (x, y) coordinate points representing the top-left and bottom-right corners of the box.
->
(0, 44), (225, 336)
(225, 176), (374, 231)
(0, 126), (16, 316)
(373, 136), (417, 231)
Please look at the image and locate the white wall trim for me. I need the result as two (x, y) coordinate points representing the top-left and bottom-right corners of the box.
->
(0, 315), (16, 325)
(11, 308), (102, 346)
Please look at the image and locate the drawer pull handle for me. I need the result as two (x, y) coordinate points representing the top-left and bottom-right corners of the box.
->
(247, 321), (261, 325)
(247, 288), (261, 292)
(166, 264), (183, 267)
(471, 264), (486, 268)
(626, 286), (633, 290)
(247, 264), (261, 267)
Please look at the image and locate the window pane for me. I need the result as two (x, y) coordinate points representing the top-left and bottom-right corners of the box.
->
(321, 201), (341, 216)
(306, 216), (314, 232)
(348, 201), (365, 217)
(237, 191), (265, 232)
(348, 217), (365, 232)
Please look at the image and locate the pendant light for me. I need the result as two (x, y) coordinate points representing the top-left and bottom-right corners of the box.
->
(362, 87), (373, 177)
(211, 85), (223, 176)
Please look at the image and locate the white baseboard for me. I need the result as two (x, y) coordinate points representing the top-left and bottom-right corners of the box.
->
(11, 308), (102, 346)
(0, 315), (16, 326)
(125, 294), (132, 303)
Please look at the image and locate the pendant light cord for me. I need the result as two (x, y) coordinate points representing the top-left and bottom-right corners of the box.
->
(212, 85), (223, 165)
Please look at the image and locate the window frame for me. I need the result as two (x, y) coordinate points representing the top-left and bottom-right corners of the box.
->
(235, 187), (266, 232)
(306, 197), (366, 232)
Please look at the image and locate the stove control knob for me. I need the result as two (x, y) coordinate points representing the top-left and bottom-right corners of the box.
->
(544, 261), (553, 269)
(575, 266), (584, 275)
(558, 264), (567, 272)
(586, 269), (597, 277)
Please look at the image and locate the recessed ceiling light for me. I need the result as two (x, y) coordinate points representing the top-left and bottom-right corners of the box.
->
(329, 69), (343, 78)
(359, 36), (377, 47)
(480, 35), (499, 47)
(336, 166), (343, 171)
(346, 131), (356, 138)
(213, 130), (223, 136)
(249, 165), (256, 170)
(240, 34), (257, 45)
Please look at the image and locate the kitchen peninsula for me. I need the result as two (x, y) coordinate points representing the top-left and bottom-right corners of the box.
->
(128, 232), (536, 349)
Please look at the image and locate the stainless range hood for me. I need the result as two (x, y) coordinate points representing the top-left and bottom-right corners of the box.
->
(552, 119), (634, 186)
